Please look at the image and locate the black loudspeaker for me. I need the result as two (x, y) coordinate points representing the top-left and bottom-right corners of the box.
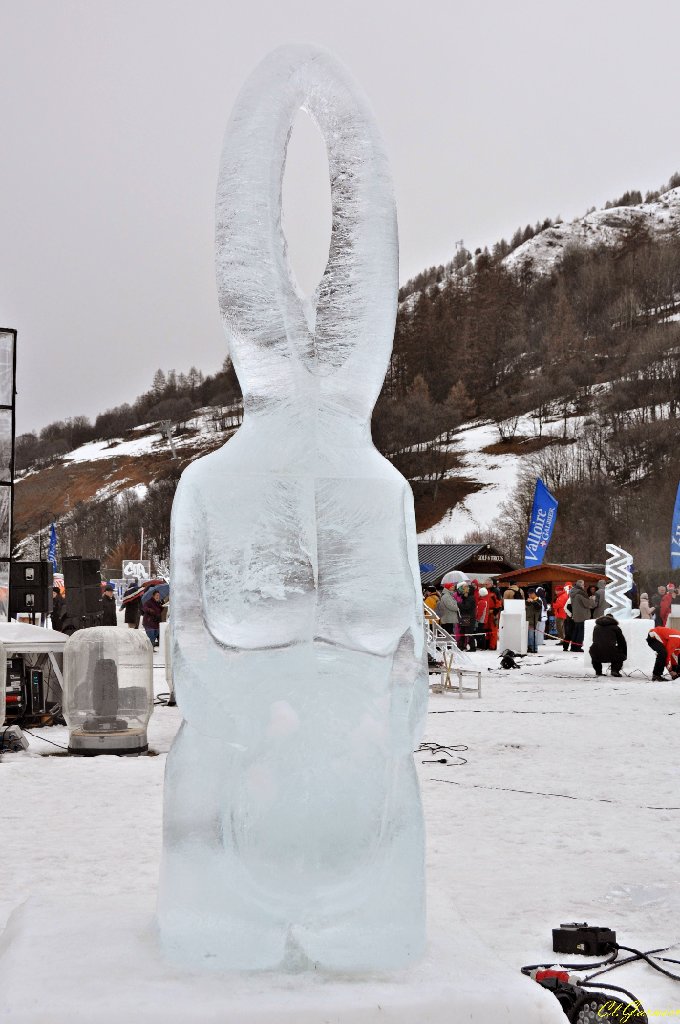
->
(63, 556), (102, 618)
(9, 561), (53, 615)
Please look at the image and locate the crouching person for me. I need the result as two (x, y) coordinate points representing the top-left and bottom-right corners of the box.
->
(646, 625), (680, 681)
(589, 614), (627, 677)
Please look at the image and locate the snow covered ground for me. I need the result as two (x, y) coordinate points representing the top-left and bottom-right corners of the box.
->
(2, 638), (679, 1019)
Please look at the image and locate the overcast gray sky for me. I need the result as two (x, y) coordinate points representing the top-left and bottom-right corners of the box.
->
(1, 0), (679, 435)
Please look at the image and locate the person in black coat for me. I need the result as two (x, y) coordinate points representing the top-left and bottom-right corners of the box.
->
(123, 580), (142, 629)
(589, 614), (627, 677)
(457, 583), (478, 652)
(102, 584), (118, 626)
(51, 586), (65, 632)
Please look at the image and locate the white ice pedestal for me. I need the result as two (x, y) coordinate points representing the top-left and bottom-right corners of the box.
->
(583, 618), (653, 675)
(498, 603), (528, 655)
(668, 604), (680, 630)
(0, 898), (563, 1024)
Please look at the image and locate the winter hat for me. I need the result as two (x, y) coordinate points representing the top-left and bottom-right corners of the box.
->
(479, 587), (488, 597)
(443, 582), (455, 590)
(641, 592), (648, 599)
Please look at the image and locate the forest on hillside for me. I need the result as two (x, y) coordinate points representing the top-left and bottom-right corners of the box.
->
(386, 220), (680, 581)
(18, 182), (680, 581)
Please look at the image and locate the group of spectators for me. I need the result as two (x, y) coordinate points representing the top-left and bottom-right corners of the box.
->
(424, 577), (601, 655)
(640, 583), (678, 625)
(424, 579), (509, 652)
(423, 575), (680, 681)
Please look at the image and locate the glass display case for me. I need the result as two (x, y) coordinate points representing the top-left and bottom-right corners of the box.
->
(64, 627), (153, 755)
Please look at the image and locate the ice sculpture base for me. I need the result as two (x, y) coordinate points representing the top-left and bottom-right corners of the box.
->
(0, 898), (563, 1024)
(498, 604), (528, 655)
(583, 618), (653, 675)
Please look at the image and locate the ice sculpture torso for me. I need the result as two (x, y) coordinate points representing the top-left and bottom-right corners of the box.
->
(158, 44), (428, 972)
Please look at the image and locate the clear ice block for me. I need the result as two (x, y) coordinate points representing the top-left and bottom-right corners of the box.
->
(158, 44), (428, 971)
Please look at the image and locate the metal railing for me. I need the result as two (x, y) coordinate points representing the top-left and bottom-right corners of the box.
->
(423, 602), (474, 668)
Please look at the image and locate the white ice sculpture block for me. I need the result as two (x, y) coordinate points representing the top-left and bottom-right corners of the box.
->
(158, 45), (428, 971)
(583, 618), (654, 675)
(498, 603), (527, 655)
(605, 544), (639, 620)
(669, 604), (680, 631)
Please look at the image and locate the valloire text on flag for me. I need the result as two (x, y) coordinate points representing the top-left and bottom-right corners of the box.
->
(524, 479), (558, 568)
(672, 482), (680, 571)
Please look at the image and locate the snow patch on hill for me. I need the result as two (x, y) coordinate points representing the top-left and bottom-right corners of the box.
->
(65, 434), (163, 463)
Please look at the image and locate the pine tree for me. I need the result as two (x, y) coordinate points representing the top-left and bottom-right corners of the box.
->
(152, 369), (166, 397)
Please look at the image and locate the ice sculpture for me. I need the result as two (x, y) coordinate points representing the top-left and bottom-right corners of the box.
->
(158, 44), (428, 971)
(605, 544), (639, 620)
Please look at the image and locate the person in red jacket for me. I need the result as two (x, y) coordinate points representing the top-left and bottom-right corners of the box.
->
(552, 584), (571, 640)
(660, 587), (674, 626)
(486, 586), (502, 651)
(646, 626), (680, 680)
(475, 587), (490, 649)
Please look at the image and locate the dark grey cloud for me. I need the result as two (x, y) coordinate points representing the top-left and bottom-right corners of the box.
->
(1, 0), (678, 433)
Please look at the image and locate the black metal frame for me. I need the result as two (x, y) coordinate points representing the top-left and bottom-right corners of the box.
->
(0, 328), (17, 621)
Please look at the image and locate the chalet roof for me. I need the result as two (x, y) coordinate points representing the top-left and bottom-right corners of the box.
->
(496, 562), (606, 585)
(418, 543), (514, 585)
(561, 563), (606, 575)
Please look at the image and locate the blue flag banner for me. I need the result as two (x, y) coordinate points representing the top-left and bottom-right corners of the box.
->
(524, 479), (558, 568)
(671, 483), (680, 570)
(48, 523), (57, 571)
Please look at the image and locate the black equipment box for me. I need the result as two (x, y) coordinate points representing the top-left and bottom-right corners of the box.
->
(552, 922), (617, 957)
(4, 659), (46, 719)
(26, 668), (45, 714)
(5, 655), (25, 716)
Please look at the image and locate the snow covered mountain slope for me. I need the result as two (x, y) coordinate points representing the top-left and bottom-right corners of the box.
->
(416, 415), (577, 542)
(417, 419), (526, 541)
(504, 187), (680, 277)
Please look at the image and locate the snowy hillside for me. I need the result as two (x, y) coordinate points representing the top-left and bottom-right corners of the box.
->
(417, 418), (530, 541)
(415, 413), (577, 542)
(13, 406), (240, 555)
(504, 186), (680, 277)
